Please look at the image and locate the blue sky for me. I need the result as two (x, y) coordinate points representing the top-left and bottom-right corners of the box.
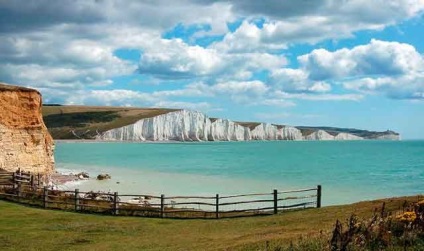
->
(0, 0), (423, 139)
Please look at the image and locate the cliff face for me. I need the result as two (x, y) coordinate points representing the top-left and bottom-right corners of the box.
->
(0, 83), (55, 173)
(96, 110), (363, 142)
(304, 130), (335, 140)
(376, 134), (401, 140)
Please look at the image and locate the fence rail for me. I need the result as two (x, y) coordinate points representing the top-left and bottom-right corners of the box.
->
(0, 170), (322, 219)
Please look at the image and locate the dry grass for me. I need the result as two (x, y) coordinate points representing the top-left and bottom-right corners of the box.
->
(0, 195), (422, 250)
(235, 122), (262, 130)
(42, 105), (179, 139)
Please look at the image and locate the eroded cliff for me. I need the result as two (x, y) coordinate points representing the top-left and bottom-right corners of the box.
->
(0, 83), (55, 173)
(96, 110), (364, 142)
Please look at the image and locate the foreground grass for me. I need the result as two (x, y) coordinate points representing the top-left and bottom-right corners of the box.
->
(0, 196), (422, 251)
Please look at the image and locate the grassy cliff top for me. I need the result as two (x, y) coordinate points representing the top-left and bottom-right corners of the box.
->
(297, 126), (400, 138)
(42, 105), (179, 139)
(0, 82), (39, 93)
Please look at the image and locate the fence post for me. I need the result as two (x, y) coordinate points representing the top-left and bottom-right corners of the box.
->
(12, 172), (16, 191)
(37, 173), (40, 186)
(30, 173), (34, 187)
(317, 185), (322, 208)
(215, 194), (219, 219)
(74, 189), (79, 211)
(273, 189), (278, 214)
(113, 192), (119, 215)
(160, 194), (165, 218)
(43, 186), (48, 209)
(17, 183), (22, 202)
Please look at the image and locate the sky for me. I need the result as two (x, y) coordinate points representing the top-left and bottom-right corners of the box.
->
(0, 0), (423, 139)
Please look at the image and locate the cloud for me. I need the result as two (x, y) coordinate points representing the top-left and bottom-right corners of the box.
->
(298, 39), (424, 99)
(138, 37), (286, 79)
(299, 39), (424, 80)
(344, 73), (424, 100)
(274, 91), (364, 101)
(211, 21), (287, 53)
(252, 99), (296, 107)
(154, 101), (217, 112)
(270, 68), (332, 93)
(0, 0), (234, 35)
(0, 25), (136, 89)
(255, 112), (322, 121)
(149, 80), (295, 108)
(151, 81), (269, 103)
(207, 0), (424, 50)
(64, 89), (157, 106)
(1, 0), (423, 110)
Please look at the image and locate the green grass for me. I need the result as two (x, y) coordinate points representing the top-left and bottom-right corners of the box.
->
(44, 111), (120, 128)
(42, 105), (179, 139)
(0, 196), (422, 251)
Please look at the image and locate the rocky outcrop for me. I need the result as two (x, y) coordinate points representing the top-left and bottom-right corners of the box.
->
(334, 132), (363, 140)
(96, 110), (366, 142)
(279, 126), (304, 140)
(0, 83), (55, 173)
(304, 130), (364, 141)
(375, 131), (401, 140)
(304, 130), (335, 140)
(209, 119), (249, 141)
(97, 174), (111, 180)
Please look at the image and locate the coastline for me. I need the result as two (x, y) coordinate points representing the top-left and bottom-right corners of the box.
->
(51, 140), (424, 207)
(54, 139), (188, 144)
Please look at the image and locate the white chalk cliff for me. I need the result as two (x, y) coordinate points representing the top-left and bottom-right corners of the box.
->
(97, 110), (364, 142)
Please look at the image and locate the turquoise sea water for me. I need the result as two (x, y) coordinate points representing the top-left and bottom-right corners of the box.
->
(55, 140), (424, 206)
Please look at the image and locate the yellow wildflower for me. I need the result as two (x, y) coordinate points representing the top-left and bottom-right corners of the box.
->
(396, 211), (417, 223)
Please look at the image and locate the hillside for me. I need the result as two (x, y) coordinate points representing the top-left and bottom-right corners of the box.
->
(42, 105), (178, 139)
(42, 105), (399, 140)
(296, 126), (400, 139)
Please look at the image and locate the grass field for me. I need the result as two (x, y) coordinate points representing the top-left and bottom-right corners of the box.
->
(0, 196), (422, 251)
(42, 105), (178, 139)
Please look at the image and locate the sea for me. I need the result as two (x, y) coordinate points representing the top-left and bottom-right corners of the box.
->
(55, 140), (424, 206)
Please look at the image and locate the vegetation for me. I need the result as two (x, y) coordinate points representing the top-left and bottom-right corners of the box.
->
(44, 111), (120, 128)
(42, 105), (178, 139)
(297, 126), (400, 138)
(236, 122), (262, 130)
(0, 196), (422, 250)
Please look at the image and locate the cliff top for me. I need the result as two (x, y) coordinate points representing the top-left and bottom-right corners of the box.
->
(0, 82), (40, 94)
(42, 105), (179, 139)
(40, 106), (400, 140)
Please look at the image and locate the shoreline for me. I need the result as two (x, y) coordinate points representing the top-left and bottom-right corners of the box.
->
(54, 139), (407, 145)
(54, 139), (190, 144)
(50, 164), (421, 208)
(51, 141), (424, 207)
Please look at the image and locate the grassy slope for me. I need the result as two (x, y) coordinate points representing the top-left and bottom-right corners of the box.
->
(297, 126), (400, 138)
(0, 196), (421, 251)
(42, 105), (398, 139)
(42, 106), (179, 139)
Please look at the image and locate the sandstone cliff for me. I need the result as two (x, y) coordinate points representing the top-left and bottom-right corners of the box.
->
(0, 83), (55, 173)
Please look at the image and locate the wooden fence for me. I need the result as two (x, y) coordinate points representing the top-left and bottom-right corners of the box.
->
(0, 170), (322, 219)
(0, 169), (42, 188)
